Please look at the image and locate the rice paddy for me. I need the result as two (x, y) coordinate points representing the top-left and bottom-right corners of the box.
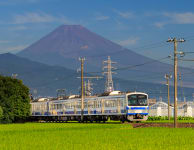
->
(0, 122), (193, 150)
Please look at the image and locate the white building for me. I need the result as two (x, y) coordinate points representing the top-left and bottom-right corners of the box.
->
(149, 101), (194, 117)
(183, 101), (194, 117)
(149, 101), (173, 117)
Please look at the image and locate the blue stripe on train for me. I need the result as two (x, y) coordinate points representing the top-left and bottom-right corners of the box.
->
(126, 106), (147, 110)
(34, 109), (126, 116)
(131, 107), (146, 110)
(127, 113), (148, 115)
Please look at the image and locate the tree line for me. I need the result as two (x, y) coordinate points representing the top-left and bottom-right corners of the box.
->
(0, 75), (30, 123)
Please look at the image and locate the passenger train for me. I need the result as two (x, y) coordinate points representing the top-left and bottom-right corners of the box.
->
(31, 91), (149, 122)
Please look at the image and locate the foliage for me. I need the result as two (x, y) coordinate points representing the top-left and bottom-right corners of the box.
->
(0, 75), (30, 123)
(0, 123), (194, 150)
(0, 106), (3, 120)
(148, 116), (194, 121)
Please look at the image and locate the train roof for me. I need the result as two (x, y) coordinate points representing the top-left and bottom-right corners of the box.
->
(31, 91), (148, 103)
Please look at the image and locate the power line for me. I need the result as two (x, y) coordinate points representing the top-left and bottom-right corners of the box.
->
(114, 56), (169, 71)
(87, 56), (170, 74)
(89, 43), (169, 58)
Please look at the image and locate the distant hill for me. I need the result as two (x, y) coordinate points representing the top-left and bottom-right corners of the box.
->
(17, 25), (194, 87)
(0, 53), (79, 96)
(1, 53), (194, 101)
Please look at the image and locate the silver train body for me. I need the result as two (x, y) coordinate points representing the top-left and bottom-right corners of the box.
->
(31, 92), (149, 122)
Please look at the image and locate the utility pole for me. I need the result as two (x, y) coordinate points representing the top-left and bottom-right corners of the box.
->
(179, 73), (185, 103)
(78, 58), (102, 122)
(79, 57), (85, 122)
(165, 74), (172, 120)
(103, 56), (117, 92)
(167, 37), (185, 128)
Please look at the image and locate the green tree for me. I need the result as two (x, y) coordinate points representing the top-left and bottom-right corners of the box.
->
(0, 75), (30, 123)
(0, 106), (3, 120)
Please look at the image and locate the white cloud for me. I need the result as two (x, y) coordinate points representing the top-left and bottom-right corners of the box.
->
(154, 22), (167, 28)
(116, 10), (134, 19)
(95, 15), (110, 21)
(11, 12), (74, 24)
(13, 12), (55, 24)
(164, 12), (194, 24)
(118, 37), (139, 46)
(0, 45), (28, 54)
(154, 12), (194, 28)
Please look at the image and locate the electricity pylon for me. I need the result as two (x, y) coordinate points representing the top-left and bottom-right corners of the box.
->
(103, 56), (117, 92)
(84, 80), (93, 96)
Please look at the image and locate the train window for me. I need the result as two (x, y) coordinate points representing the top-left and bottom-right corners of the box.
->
(65, 103), (71, 109)
(88, 101), (94, 108)
(91, 101), (94, 108)
(57, 104), (62, 109)
(96, 101), (101, 108)
(77, 102), (81, 109)
(105, 100), (109, 107)
(104, 100), (115, 107)
(128, 94), (147, 106)
(84, 102), (87, 108)
(118, 99), (124, 107)
(97, 101), (99, 108)
(112, 101), (116, 107)
(96, 101), (98, 108)
(94, 101), (96, 108)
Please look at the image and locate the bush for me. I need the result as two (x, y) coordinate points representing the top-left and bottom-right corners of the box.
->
(0, 106), (3, 120)
(0, 75), (30, 123)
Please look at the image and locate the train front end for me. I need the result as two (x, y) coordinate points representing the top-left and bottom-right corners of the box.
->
(126, 92), (149, 121)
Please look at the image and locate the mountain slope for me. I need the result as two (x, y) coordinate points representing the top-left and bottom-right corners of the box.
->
(1, 53), (193, 100)
(17, 25), (194, 87)
(0, 53), (80, 96)
(17, 25), (160, 71)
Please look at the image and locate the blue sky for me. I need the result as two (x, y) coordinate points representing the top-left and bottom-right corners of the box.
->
(1, 0), (194, 67)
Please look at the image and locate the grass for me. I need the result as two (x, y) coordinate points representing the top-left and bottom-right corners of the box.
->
(0, 122), (194, 150)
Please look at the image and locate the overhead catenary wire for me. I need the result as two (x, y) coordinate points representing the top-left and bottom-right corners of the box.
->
(86, 56), (170, 74)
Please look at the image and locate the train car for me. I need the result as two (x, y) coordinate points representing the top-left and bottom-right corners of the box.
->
(31, 91), (149, 122)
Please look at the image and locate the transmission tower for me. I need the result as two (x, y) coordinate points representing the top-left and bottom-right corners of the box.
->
(84, 80), (93, 96)
(103, 56), (117, 92)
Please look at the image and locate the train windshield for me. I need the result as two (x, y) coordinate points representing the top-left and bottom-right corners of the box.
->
(128, 94), (147, 106)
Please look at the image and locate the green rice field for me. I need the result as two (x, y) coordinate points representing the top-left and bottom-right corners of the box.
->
(0, 122), (194, 150)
